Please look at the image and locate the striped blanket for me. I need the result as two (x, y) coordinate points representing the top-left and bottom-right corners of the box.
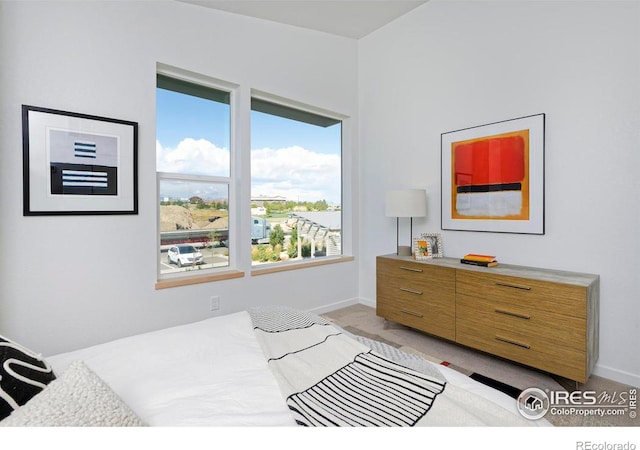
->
(249, 306), (533, 427)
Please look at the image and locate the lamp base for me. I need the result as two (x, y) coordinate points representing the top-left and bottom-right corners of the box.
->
(397, 245), (412, 257)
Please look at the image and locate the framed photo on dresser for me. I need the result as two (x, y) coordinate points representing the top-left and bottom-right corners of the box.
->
(420, 233), (443, 258)
(413, 238), (432, 260)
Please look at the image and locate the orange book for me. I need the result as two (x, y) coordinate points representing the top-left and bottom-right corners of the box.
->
(460, 259), (498, 268)
(463, 254), (497, 263)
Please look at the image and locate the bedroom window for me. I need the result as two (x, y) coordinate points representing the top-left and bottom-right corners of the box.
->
(156, 73), (234, 278)
(250, 96), (343, 267)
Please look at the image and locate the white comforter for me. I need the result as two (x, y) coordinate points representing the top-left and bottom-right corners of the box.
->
(47, 311), (549, 427)
(48, 311), (295, 426)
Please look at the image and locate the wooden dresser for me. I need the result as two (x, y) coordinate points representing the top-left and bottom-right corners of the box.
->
(376, 255), (599, 383)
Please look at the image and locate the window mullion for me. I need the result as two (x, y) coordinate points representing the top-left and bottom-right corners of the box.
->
(158, 172), (230, 184)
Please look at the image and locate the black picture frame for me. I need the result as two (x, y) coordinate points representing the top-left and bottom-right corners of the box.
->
(22, 105), (138, 215)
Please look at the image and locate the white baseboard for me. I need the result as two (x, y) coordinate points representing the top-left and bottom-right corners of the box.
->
(357, 297), (375, 309)
(309, 297), (360, 315)
(310, 297), (376, 315)
(592, 363), (640, 388)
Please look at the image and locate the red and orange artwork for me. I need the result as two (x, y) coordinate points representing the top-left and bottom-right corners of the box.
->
(451, 129), (530, 221)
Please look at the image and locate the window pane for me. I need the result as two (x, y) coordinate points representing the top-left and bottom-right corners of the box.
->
(156, 80), (230, 177)
(157, 73), (233, 279)
(251, 101), (342, 266)
(159, 179), (229, 274)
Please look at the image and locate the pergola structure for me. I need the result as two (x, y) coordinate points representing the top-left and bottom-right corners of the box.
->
(288, 212), (341, 258)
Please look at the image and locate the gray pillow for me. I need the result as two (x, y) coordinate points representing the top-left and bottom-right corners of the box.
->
(0, 360), (145, 427)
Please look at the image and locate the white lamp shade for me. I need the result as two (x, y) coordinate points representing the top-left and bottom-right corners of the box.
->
(385, 189), (427, 218)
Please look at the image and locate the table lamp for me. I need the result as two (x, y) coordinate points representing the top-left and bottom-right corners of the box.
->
(385, 189), (427, 256)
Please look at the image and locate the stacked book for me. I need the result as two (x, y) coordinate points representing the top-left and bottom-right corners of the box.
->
(460, 254), (498, 267)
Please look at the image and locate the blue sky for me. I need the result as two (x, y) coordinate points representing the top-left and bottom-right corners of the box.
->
(251, 110), (341, 155)
(156, 89), (229, 150)
(156, 87), (342, 204)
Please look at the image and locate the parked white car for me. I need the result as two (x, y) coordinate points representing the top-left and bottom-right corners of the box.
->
(167, 245), (204, 267)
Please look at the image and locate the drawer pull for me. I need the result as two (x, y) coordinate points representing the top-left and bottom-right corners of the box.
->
(399, 287), (423, 295)
(495, 309), (531, 320)
(399, 266), (423, 273)
(495, 336), (531, 349)
(400, 309), (424, 318)
(495, 282), (532, 291)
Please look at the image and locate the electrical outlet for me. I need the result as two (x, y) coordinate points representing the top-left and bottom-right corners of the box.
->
(210, 296), (220, 311)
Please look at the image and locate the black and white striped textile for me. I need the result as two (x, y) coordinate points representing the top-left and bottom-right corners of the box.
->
(249, 305), (331, 333)
(287, 351), (445, 426)
(249, 306), (445, 427)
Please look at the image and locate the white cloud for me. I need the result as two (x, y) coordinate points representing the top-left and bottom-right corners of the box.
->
(157, 139), (341, 204)
(251, 146), (341, 204)
(156, 138), (229, 177)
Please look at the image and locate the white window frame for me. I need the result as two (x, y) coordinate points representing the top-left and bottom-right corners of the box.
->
(249, 89), (353, 276)
(154, 65), (354, 288)
(155, 64), (242, 287)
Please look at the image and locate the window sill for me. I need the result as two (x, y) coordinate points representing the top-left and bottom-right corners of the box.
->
(250, 255), (355, 277)
(155, 269), (244, 290)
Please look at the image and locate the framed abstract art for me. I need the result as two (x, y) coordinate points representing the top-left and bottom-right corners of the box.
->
(22, 105), (138, 215)
(441, 114), (545, 234)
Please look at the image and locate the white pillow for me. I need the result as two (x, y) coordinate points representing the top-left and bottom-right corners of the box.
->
(0, 360), (145, 427)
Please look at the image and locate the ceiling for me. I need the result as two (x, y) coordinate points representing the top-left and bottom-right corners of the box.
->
(177, 1), (428, 39)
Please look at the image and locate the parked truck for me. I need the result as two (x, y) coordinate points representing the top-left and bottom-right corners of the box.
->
(251, 216), (272, 244)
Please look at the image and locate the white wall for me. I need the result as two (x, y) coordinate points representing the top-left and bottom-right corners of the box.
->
(358, 1), (640, 387)
(2, 0), (638, 389)
(0, 1), (359, 355)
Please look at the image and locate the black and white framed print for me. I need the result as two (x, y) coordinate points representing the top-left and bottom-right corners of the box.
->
(22, 105), (138, 215)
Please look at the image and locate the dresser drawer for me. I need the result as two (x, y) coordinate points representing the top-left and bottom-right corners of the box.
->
(456, 270), (587, 318)
(377, 284), (455, 340)
(456, 294), (586, 352)
(377, 257), (454, 290)
(456, 319), (587, 382)
(376, 257), (455, 340)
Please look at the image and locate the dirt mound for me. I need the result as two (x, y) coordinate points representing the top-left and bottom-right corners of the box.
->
(202, 216), (229, 230)
(160, 205), (230, 232)
(160, 205), (193, 232)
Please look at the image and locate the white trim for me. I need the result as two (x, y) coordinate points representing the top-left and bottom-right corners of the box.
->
(157, 172), (230, 184)
(308, 297), (361, 316)
(592, 364), (640, 389)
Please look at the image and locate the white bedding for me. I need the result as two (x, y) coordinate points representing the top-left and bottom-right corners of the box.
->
(47, 310), (549, 427)
(48, 311), (295, 426)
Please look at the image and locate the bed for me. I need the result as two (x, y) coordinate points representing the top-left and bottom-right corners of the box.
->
(0, 306), (550, 427)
